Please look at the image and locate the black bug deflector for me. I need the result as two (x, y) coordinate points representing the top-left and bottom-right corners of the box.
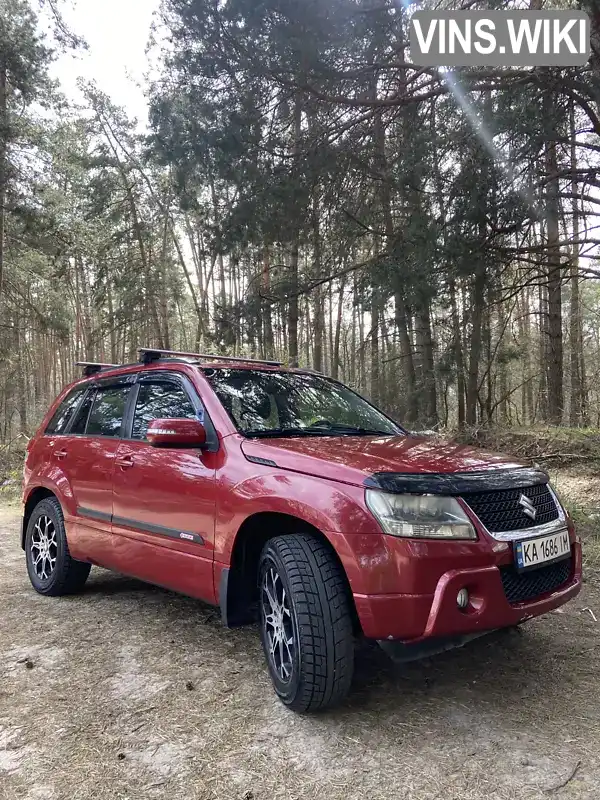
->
(363, 467), (549, 495)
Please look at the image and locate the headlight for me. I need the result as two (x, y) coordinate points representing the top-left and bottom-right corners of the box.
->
(365, 491), (477, 540)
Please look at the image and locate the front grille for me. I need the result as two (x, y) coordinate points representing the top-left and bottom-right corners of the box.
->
(500, 557), (572, 605)
(463, 483), (559, 533)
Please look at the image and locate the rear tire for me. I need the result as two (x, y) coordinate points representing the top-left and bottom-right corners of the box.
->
(258, 533), (354, 712)
(25, 498), (91, 596)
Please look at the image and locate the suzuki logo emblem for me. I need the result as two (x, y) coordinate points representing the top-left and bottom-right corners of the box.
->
(519, 494), (537, 521)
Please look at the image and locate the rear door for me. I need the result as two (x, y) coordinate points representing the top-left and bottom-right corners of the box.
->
(31, 385), (89, 494)
(65, 379), (133, 568)
(28, 385), (90, 534)
(111, 372), (217, 602)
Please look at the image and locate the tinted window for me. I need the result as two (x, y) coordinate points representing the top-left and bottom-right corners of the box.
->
(86, 386), (130, 437)
(45, 388), (86, 435)
(69, 392), (95, 435)
(132, 382), (197, 440)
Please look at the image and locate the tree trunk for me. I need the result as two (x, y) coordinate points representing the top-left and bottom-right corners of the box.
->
(312, 191), (324, 372)
(287, 94), (302, 367)
(262, 247), (274, 359)
(372, 97), (417, 415)
(449, 278), (466, 427)
(350, 272), (358, 387)
(15, 315), (27, 434)
(569, 101), (584, 426)
(371, 287), (380, 405)
(538, 279), (549, 420)
(106, 270), (117, 363)
(159, 197), (171, 350)
(523, 288), (535, 423)
(332, 277), (345, 381)
(466, 269), (485, 426)
(543, 91), (564, 424)
(414, 296), (437, 426)
(484, 282), (494, 425)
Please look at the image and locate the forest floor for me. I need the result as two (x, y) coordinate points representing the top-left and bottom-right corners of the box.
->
(1, 466), (600, 800)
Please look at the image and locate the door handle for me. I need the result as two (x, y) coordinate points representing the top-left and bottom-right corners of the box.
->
(116, 456), (134, 470)
(53, 450), (68, 460)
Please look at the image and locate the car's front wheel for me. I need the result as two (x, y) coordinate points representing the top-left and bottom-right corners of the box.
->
(25, 497), (91, 596)
(258, 533), (355, 712)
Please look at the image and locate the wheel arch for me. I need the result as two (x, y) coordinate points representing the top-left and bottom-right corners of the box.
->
(219, 511), (360, 633)
(22, 487), (58, 550)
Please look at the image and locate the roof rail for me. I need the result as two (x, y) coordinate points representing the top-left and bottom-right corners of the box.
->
(138, 348), (283, 367)
(76, 362), (120, 378)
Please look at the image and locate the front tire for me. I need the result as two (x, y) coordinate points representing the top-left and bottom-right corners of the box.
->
(25, 498), (91, 596)
(258, 534), (355, 712)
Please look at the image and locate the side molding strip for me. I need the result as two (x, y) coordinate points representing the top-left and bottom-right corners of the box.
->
(112, 515), (205, 545)
(77, 506), (204, 545)
(77, 506), (112, 522)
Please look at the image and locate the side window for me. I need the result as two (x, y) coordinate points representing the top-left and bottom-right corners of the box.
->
(85, 386), (130, 437)
(132, 382), (197, 441)
(45, 388), (86, 435)
(69, 391), (95, 435)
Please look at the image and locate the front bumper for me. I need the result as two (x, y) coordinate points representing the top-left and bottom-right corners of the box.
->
(353, 541), (582, 641)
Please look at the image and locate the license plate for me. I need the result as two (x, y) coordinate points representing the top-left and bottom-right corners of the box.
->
(514, 530), (570, 570)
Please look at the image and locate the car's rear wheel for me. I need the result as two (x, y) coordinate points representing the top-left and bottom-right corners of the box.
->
(258, 534), (354, 712)
(25, 498), (91, 596)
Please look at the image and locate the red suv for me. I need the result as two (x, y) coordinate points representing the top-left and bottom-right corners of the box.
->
(22, 349), (581, 711)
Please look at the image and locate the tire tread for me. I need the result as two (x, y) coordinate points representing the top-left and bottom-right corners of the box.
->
(261, 533), (354, 712)
(26, 498), (91, 596)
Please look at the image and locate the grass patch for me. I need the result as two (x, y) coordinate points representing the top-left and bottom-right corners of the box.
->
(453, 425), (600, 469)
(551, 468), (600, 573)
(564, 499), (600, 572)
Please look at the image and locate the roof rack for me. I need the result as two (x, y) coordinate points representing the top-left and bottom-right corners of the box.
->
(76, 362), (120, 378)
(138, 348), (283, 367)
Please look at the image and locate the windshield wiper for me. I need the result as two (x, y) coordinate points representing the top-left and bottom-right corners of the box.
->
(244, 427), (337, 439)
(306, 423), (397, 436)
(244, 424), (398, 439)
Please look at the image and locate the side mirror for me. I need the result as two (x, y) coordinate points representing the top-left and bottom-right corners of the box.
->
(147, 418), (207, 448)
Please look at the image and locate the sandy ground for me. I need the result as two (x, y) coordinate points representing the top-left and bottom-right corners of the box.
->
(1, 493), (600, 800)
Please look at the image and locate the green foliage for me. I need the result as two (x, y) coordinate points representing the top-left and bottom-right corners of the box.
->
(0, 0), (52, 101)
(1, 0), (600, 440)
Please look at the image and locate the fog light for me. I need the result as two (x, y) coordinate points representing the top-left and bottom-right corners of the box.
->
(457, 588), (470, 610)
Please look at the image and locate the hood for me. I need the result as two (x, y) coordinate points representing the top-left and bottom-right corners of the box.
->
(240, 434), (526, 488)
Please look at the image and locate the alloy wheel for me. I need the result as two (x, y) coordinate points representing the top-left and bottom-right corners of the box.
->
(261, 565), (295, 683)
(30, 515), (58, 581)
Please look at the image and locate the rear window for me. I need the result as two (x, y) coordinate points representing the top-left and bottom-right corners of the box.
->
(45, 388), (86, 435)
(70, 392), (95, 435)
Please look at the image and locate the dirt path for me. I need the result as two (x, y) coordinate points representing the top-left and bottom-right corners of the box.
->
(1, 503), (600, 800)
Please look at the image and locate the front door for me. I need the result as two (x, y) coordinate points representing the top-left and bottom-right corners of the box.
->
(111, 374), (217, 602)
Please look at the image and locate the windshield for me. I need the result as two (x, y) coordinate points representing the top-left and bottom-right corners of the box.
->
(203, 368), (403, 438)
